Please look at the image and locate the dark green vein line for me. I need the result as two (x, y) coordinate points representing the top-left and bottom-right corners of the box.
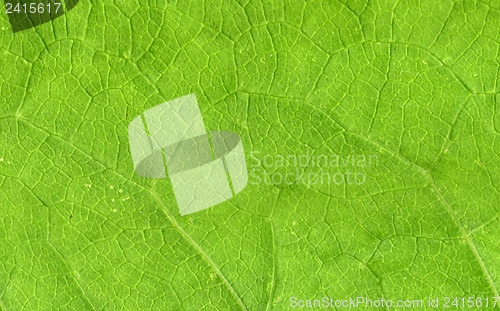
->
(360, 134), (500, 301)
(360, 142), (499, 301)
(426, 175), (499, 299)
(297, 102), (500, 304)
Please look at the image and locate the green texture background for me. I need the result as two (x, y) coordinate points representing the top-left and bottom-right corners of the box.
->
(0, 0), (499, 310)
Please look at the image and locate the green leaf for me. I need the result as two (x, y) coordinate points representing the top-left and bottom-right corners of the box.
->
(0, 0), (498, 310)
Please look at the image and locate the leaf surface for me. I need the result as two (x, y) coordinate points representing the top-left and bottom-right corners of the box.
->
(0, 0), (499, 310)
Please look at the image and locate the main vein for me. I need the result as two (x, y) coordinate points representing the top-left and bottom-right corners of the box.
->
(10, 117), (247, 310)
(149, 192), (248, 311)
(426, 174), (499, 298)
(347, 128), (500, 301)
